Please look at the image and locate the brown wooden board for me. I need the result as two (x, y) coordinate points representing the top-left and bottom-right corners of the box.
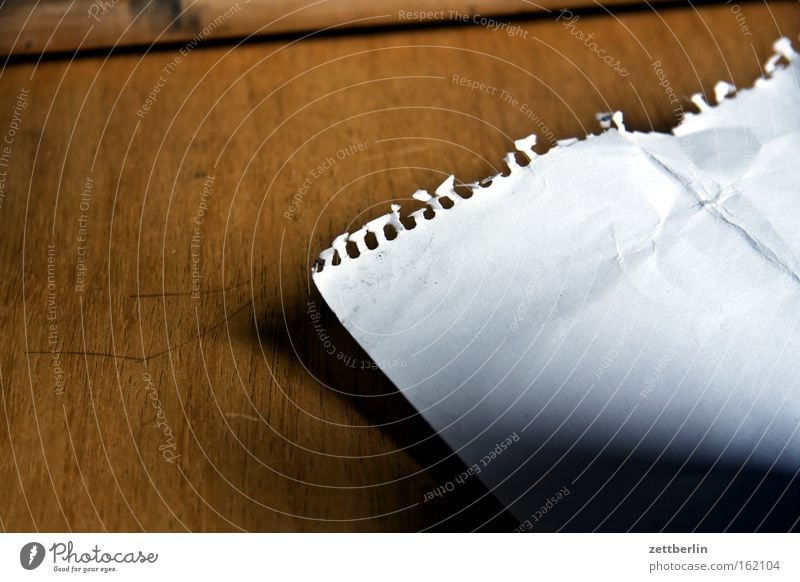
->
(4, 0), (678, 57)
(0, 2), (798, 531)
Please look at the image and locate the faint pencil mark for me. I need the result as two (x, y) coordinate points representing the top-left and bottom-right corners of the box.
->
(26, 350), (143, 362)
(26, 299), (252, 363)
(142, 299), (252, 362)
(131, 278), (250, 298)
(49, 279), (249, 328)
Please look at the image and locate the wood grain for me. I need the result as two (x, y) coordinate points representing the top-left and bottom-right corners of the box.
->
(1, 0), (675, 57)
(0, 1), (798, 532)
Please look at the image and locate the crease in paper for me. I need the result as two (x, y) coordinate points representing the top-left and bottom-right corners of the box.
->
(312, 38), (800, 523)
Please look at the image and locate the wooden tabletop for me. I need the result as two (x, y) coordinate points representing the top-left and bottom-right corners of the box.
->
(1, 1), (799, 532)
(0, 0), (675, 57)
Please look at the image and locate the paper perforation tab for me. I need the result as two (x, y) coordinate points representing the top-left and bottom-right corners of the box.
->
(312, 138), (548, 273)
(313, 37), (797, 275)
(311, 37), (800, 524)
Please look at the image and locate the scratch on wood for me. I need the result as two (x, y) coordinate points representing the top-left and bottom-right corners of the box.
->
(26, 300), (252, 363)
(142, 299), (252, 361)
(224, 412), (259, 423)
(25, 350), (143, 362)
(131, 279), (249, 298)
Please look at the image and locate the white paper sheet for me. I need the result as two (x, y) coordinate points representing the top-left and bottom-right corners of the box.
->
(312, 39), (800, 528)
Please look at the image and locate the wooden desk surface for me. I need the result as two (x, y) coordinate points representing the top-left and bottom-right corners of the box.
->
(1, 1), (798, 532)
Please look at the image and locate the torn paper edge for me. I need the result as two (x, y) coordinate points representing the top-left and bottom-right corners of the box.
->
(312, 37), (797, 274)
